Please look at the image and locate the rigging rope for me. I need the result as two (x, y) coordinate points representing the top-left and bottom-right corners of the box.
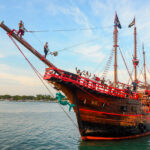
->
(30, 32), (44, 46)
(127, 68), (134, 85)
(118, 46), (133, 82)
(8, 34), (78, 129)
(137, 66), (144, 81)
(146, 66), (150, 83)
(146, 66), (150, 75)
(101, 48), (114, 79)
(27, 26), (113, 33)
(26, 30), (49, 33)
(8, 34), (54, 97)
(53, 38), (100, 53)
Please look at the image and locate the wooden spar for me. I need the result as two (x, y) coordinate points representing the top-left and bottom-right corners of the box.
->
(134, 26), (137, 81)
(132, 18), (139, 82)
(113, 24), (118, 87)
(0, 21), (57, 69)
(143, 44), (147, 90)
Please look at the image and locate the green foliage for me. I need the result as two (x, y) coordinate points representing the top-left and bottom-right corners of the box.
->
(0, 94), (56, 101)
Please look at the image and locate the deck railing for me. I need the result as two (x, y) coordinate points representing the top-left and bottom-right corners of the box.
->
(43, 67), (139, 100)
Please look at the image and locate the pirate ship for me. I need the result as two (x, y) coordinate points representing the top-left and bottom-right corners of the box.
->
(1, 14), (150, 140)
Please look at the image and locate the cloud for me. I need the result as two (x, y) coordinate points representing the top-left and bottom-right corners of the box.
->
(0, 72), (41, 86)
(0, 53), (4, 58)
(0, 63), (56, 95)
(0, 64), (10, 70)
(0, 32), (19, 56)
(0, 82), (56, 96)
(0, 63), (42, 86)
(1, 0), (150, 95)
(0, 71), (57, 96)
(74, 44), (105, 63)
(46, 2), (92, 35)
(89, 0), (150, 44)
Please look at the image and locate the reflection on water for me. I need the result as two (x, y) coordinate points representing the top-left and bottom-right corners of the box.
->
(1, 101), (150, 150)
(79, 136), (150, 150)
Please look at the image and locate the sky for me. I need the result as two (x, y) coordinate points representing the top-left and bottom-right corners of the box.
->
(0, 0), (150, 96)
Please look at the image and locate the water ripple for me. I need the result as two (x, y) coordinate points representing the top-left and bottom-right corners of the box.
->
(1, 101), (150, 150)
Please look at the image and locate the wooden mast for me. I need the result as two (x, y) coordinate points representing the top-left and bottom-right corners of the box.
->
(113, 14), (118, 87)
(0, 21), (57, 69)
(132, 19), (139, 81)
(143, 44), (147, 90)
(134, 26), (137, 81)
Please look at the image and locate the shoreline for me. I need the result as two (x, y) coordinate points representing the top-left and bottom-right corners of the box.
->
(0, 99), (58, 103)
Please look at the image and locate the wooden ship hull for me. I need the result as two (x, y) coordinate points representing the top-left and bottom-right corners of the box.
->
(43, 68), (150, 140)
(1, 14), (150, 140)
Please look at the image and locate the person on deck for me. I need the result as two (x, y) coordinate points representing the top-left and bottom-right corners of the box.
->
(108, 80), (113, 93)
(44, 42), (49, 58)
(101, 77), (105, 86)
(75, 67), (81, 76)
(92, 74), (97, 89)
(125, 86), (132, 97)
(92, 74), (97, 81)
(132, 80), (137, 92)
(75, 67), (84, 76)
(75, 67), (84, 81)
(96, 76), (100, 82)
(83, 71), (91, 86)
(17, 20), (27, 38)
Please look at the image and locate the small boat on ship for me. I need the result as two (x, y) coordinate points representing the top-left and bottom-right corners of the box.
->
(1, 13), (150, 140)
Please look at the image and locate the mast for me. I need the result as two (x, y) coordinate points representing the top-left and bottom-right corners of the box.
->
(143, 44), (147, 89)
(113, 13), (121, 87)
(132, 19), (139, 81)
(113, 25), (118, 87)
(0, 21), (57, 69)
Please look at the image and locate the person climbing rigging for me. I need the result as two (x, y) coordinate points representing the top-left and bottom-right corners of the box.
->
(44, 42), (49, 58)
(17, 20), (27, 38)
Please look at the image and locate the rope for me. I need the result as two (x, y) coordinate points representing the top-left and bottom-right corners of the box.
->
(119, 46), (133, 82)
(127, 68), (134, 84)
(58, 104), (78, 128)
(54, 38), (100, 53)
(101, 48), (114, 78)
(146, 66), (150, 75)
(30, 32), (44, 46)
(137, 66), (144, 81)
(8, 34), (54, 97)
(8, 34), (78, 129)
(29, 26), (113, 33)
(27, 30), (49, 33)
(146, 66), (150, 82)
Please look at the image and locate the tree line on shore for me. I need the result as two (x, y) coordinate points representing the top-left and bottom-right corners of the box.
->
(0, 94), (61, 101)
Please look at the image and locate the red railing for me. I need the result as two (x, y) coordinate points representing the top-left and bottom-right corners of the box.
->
(43, 67), (139, 100)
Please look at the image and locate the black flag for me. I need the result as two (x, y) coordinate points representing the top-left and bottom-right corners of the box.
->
(114, 13), (122, 29)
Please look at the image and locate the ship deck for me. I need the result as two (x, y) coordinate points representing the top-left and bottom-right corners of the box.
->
(43, 67), (139, 100)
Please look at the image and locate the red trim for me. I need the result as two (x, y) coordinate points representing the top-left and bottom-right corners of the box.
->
(8, 29), (16, 36)
(113, 45), (118, 47)
(80, 108), (144, 117)
(82, 131), (150, 140)
(40, 56), (45, 61)
(43, 68), (139, 100)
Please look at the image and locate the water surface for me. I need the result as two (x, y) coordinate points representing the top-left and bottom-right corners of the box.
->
(0, 101), (150, 150)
